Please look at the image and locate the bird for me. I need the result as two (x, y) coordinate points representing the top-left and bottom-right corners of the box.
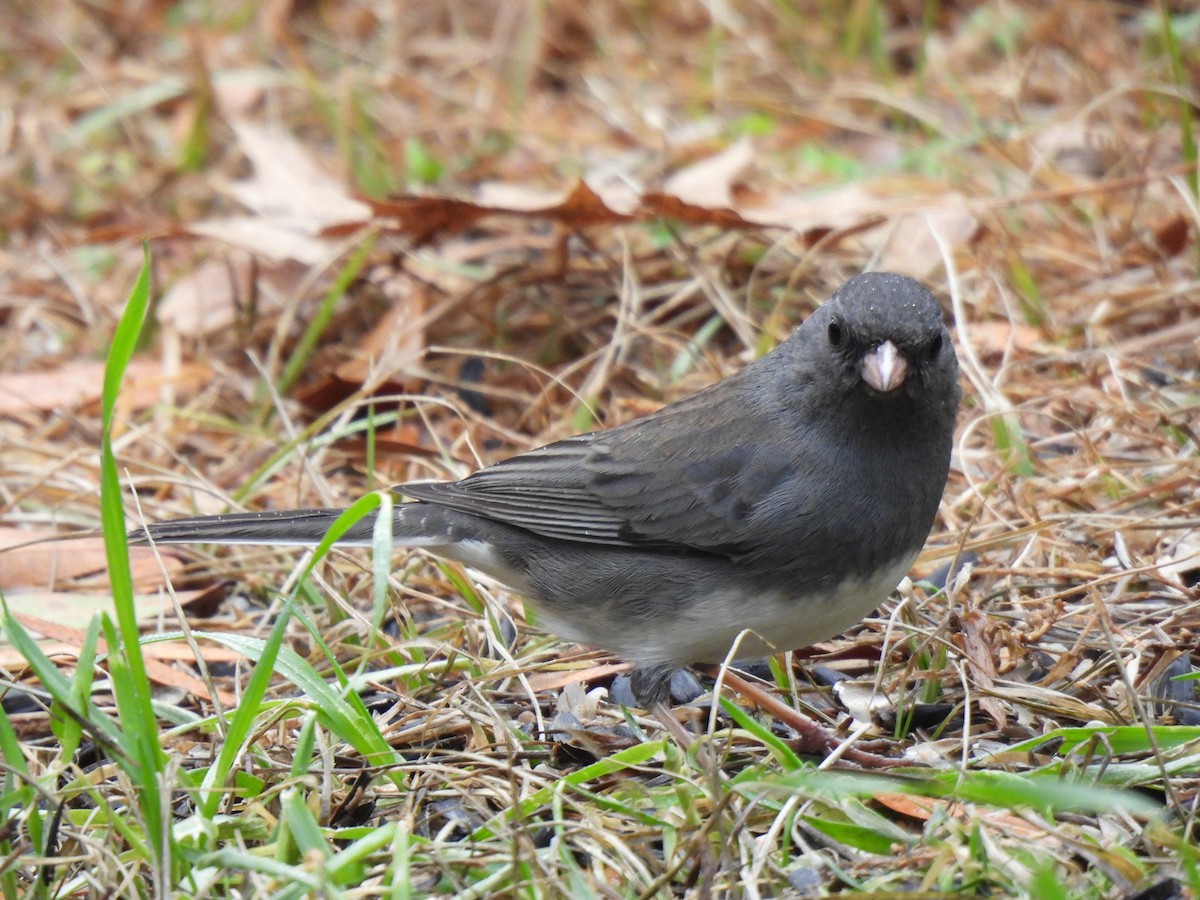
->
(136, 272), (960, 726)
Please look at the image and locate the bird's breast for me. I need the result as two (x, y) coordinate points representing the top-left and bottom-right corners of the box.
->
(546, 551), (920, 669)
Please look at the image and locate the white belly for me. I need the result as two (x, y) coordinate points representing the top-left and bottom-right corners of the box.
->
(430, 537), (917, 670)
(593, 554), (917, 667)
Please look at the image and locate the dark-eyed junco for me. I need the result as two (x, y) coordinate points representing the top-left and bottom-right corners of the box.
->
(137, 273), (960, 715)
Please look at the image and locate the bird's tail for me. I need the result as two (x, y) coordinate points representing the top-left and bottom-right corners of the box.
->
(131, 508), (378, 547)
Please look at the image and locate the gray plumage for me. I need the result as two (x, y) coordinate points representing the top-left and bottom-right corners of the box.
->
(136, 272), (961, 706)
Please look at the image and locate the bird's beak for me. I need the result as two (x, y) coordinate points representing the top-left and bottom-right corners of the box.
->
(861, 340), (907, 393)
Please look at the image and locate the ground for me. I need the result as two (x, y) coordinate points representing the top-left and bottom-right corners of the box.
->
(0, 2), (1198, 897)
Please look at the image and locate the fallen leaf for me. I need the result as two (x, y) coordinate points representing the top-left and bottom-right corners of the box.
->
(0, 360), (211, 417)
(335, 282), (429, 386)
(1, 590), (194, 630)
(968, 320), (1044, 358)
(334, 423), (434, 467)
(189, 217), (337, 265)
(296, 282), (431, 415)
(157, 255), (256, 336)
(1152, 213), (1189, 258)
(956, 610), (1008, 729)
(661, 138), (755, 209)
(0, 528), (184, 591)
(188, 119), (371, 262)
(873, 793), (1043, 838)
(526, 662), (630, 694)
(639, 192), (757, 229)
(741, 181), (883, 233)
(874, 201), (979, 280)
(9, 614), (238, 707)
(0, 640), (241, 670)
(831, 679), (892, 725)
(225, 119), (371, 225)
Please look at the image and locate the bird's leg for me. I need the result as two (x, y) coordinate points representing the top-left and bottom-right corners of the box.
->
(630, 665), (715, 766)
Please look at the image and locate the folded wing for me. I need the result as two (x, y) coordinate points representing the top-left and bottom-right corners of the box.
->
(398, 371), (808, 556)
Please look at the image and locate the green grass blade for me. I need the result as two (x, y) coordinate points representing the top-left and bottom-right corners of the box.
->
(470, 740), (666, 840)
(1160, 5), (1198, 199)
(718, 694), (804, 769)
(50, 614), (101, 764)
(195, 493), (399, 815)
(98, 243), (171, 872)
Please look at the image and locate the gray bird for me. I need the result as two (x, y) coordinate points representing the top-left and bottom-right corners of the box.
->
(136, 272), (961, 711)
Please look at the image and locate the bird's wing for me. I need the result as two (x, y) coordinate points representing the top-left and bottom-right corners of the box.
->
(397, 373), (810, 554)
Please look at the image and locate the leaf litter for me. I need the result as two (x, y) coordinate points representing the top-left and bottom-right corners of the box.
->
(0, 1), (1198, 895)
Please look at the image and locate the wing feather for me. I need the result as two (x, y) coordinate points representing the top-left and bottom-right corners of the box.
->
(396, 364), (810, 555)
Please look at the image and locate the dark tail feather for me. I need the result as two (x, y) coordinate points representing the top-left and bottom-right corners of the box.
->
(131, 508), (377, 547)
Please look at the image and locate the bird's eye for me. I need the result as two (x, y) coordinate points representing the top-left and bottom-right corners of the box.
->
(927, 333), (943, 359)
(828, 321), (843, 347)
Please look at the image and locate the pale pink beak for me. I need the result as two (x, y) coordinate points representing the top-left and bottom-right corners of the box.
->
(861, 340), (908, 393)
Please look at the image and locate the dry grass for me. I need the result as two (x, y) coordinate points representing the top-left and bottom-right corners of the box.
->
(1, 1), (1198, 896)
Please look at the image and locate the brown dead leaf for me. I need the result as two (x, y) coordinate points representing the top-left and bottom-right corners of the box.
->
(548, 180), (637, 228)
(353, 195), (498, 245)
(188, 119), (371, 262)
(225, 119), (371, 225)
(335, 282), (429, 386)
(741, 182), (883, 233)
(0, 588), (216, 632)
(639, 192), (757, 229)
(9, 613), (237, 707)
(873, 793), (1043, 838)
(0, 528), (184, 591)
(346, 180), (636, 246)
(955, 610), (1008, 729)
(0, 359), (211, 418)
(295, 283), (432, 419)
(7, 613), (238, 662)
(295, 284), (427, 413)
(349, 176), (780, 247)
(157, 255), (256, 337)
(0, 639), (241, 671)
(1152, 213), (1190, 258)
(475, 177), (639, 217)
(335, 423), (434, 470)
(969, 320), (1044, 358)
(873, 792), (952, 821)
(526, 662), (630, 694)
(661, 138), (755, 209)
(874, 202), (980, 280)
(318, 159), (939, 253)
